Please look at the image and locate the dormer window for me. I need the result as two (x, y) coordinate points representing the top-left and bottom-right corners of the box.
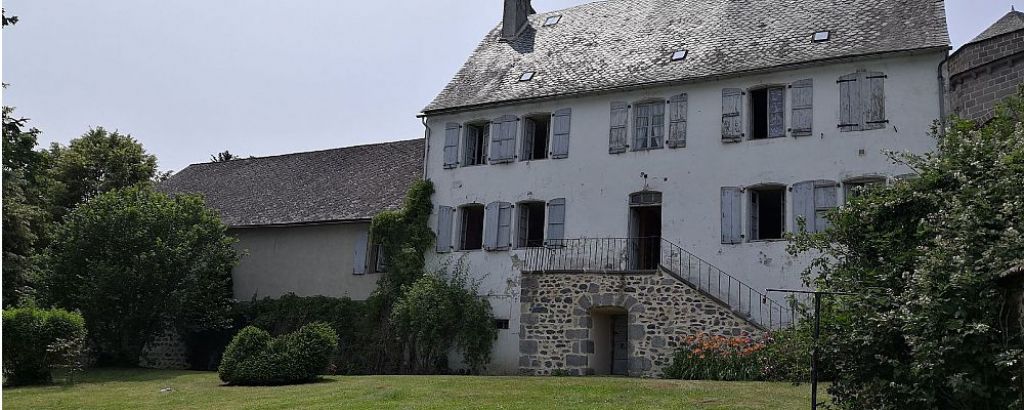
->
(812, 31), (830, 42)
(519, 71), (535, 82)
(670, 49), (688, 61)
(543, 15), (561, 27)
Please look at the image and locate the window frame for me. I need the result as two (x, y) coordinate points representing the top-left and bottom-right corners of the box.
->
(632, 99), (666, 151)
(748, 85), (787, 140)
(748, 184), (787, 241)
(516, 200), (547, 249)
(520, 113), (552, 162)
(458, 203), (486, 251)
(462, 121), (490, 167)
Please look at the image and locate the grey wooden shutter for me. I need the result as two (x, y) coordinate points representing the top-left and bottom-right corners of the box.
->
(720, 187), (743, 244)
(722, 88), (743, 142)
(790, 79), (813, 137)
(436, 206), (453, 253)
(863, 72), (886, 130)
(838, 72), (862, 132)
(353, 229), (368, 274)
(813, 183), (838, 232)
(768, 87), (786, 138)
(483, 202), (500, 250)
(443, 123), (460, 169)
(489, 115), (517, 164)
(516, 205), (529, 248)
(546, 198), (566, 244)
(609, 102), (628, 153)
(750, 190), (760, 240)
(667, 93), (688, 148)
(551, 108), (571, 159)
(497, 202), (513, 249)
(521, 118), (535, 160)
(791, 181), (815, 233)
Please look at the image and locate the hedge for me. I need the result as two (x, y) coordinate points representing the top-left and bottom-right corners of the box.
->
(2, 306), (87, 385)
(218, 322), (338, 385)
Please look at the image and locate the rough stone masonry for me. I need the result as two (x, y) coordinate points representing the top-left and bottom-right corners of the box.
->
(518, 269), (760, 377)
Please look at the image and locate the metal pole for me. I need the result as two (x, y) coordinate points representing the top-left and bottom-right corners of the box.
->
(811, 292), (821, 410)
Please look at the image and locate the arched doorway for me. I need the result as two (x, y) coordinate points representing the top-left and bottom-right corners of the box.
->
(590, 306), (629, 376)
(628, 191), (662, 270)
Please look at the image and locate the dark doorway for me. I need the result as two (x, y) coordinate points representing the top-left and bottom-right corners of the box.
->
(611, 315), (629, 375)
(628, 192), (662, 270)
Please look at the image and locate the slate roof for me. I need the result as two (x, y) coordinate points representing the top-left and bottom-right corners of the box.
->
(423, 0), (949, 114)
(968, 10), (1024, 44)
(159, 139), (424, 227)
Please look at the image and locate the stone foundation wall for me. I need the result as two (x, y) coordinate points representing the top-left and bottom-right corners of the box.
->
(139, 328), (190, 370)
(519, 269), (760, 378)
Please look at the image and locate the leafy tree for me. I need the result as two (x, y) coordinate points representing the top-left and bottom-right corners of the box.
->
(48, 127), (157, 218)
(45, 185), (238, 365)
(789, 87), (1024, 408)
(210, 151), (238, 162)
(2, 107), (55, 306)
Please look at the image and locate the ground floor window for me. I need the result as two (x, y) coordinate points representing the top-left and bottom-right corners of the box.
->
(750, 186), (785, 240)
(517, 201), (546, 248)
(843, 176), (886, 200)
(460, 204), (485, 250)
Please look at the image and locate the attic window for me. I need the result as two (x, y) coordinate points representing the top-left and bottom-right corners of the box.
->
(519, 71), (535, 82)
(543, 15), (562, 27)
(812, 31), (831, 42)
(670, 49), (688, 61)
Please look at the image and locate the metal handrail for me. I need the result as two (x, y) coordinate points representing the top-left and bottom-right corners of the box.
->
(521, 237), (795, 329)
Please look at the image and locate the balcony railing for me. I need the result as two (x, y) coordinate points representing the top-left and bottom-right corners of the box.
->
(521, 237), (795, 329)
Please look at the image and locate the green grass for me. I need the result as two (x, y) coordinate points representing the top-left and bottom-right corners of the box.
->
(4, 368), (820, 409)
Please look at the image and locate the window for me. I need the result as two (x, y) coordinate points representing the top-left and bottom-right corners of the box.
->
(812, 31), (830, 42)
(838, 71), (886, 131)
(494, 319), (510, 329)
(368, 243), (386, 273)
(843, 177), (886, 200)
(517, 201), (546, 248)
(633, 100), (665, 150)
(670, 49), (688, 61)
(519, 72), (535, 82)
(459, 204), (485, 250)
(749, 86), (786, 140)
(543, 15), (561, 26)
(521, 114), (550, 161)
(750, 186), (785, 240)
(462, 122), (489, 166)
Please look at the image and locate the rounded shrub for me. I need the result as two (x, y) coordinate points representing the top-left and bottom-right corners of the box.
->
(2, 307), (87, 386)
(218, 323), (338, 386)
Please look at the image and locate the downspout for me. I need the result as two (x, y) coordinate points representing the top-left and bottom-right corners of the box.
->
(936, 44), (955, 134)
(421, 116), (430, 180)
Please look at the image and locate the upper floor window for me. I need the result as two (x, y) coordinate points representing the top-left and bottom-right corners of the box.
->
(633, 100), (665, 150)
(463, 122), (489, 167)
(838, 71), (887, 131)
(458, 204), (485, 250)
(749, 185), (785, 241)
(749, 86), (786, 140)
(522, 114), (550, 161)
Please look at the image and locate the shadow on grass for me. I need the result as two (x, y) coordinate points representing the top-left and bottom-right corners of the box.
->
(218, 377), (340, 387)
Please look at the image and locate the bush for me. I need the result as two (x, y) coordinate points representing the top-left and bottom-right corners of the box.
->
(390, 267), (497, 374)
(2, 306), (87, 386)
(663, 327), (814, 382)
(218, 322), (338, 386)
(45, 185), (237, 365)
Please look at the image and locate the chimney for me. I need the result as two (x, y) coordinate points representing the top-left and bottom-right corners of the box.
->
(502, 0), (534, 40)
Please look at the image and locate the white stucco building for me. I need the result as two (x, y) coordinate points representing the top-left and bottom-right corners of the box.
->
(420, 0), (950, 376)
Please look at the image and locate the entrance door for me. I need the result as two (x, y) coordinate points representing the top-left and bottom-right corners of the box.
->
(611, 314), (629, 375)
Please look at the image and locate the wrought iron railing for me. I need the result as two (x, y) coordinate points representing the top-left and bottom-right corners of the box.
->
(521, 237), (795, 329)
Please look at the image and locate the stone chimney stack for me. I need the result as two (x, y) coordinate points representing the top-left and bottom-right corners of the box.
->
(502, 0), (534, 40)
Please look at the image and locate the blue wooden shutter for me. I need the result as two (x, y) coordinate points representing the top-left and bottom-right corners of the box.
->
(838, 72), (862, 131)
(863, 72), (886, 130)
(667, 93), (688, 148)
(483, 202), (500, 250)
(609, 102), (628, 153)
(546, 198), (566, 244)
(443, 123), (460, 169)
(436, 206), (454, 252)
(813, 182), (838, 232)
(353, 229), (368, 274)
(790, 79), (813, 136)
(720, 187), (742, 244)
(722, 89), (743, 142)
(791, 181), (815, 233)
(490, 115), (517, 164)
(768, 87), (786, 138)
(497, 202), (513, 249)
(551, 108), (571, 159)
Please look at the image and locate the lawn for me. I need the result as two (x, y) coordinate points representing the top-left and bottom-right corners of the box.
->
(3, 368), (819, 409)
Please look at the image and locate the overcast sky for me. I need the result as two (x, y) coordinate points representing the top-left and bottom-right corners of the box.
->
(3, 0), (1021, 172)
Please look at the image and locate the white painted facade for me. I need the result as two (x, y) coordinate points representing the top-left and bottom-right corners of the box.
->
(422, 51), (946, 374)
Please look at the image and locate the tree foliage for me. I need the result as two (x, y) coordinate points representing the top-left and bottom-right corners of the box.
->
(45, 185), (238, 365)
(789, 87), (1024, 409)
